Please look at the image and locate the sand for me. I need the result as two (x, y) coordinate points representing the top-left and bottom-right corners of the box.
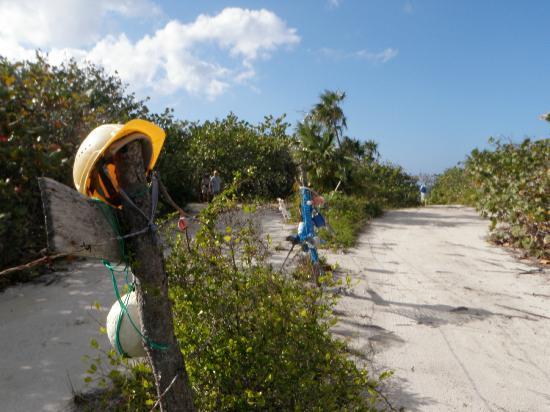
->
(330, 206), (550, 411)
(1, 205), (548, 411)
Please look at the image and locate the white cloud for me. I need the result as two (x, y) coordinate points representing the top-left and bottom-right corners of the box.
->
(328, 0), (342, 8)
(0, 0), (160, 48)
(320, 47), (399, 64)
(356, 48), (399, 63)
(0, 5), (299, 99)
(403, 1), (414, 14)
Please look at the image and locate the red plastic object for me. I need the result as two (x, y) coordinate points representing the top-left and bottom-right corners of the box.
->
(177, 217), (187, 232)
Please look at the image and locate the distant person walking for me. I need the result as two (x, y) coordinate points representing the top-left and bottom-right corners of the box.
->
(420, 184), (427, 206)
(209, 170), (222, 199)
(200, 173), (210, 202)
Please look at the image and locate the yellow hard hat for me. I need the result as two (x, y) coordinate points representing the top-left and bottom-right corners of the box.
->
(73, 119), (165, 207)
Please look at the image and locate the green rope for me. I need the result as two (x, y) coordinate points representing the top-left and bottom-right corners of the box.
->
(91, 198), (168, 356)
(91, 199), (126, 264)
(104, 260), (169, 355)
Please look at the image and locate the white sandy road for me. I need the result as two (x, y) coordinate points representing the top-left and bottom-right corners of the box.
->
(0, 261), (115, 412)
(0, 205), (548, 411)
(330, 206), (550, 411)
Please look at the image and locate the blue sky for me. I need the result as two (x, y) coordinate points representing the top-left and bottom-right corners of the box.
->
(1, 0), (549, 173)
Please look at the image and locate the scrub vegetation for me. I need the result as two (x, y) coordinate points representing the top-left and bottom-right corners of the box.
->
(76, 192), (391, 411)
(430, 136), (549, 259)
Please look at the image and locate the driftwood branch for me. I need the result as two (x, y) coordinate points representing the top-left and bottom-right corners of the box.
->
(0, 253), (68, 277)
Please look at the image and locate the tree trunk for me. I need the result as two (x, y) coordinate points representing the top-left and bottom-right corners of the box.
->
(114, 141), (195, 411)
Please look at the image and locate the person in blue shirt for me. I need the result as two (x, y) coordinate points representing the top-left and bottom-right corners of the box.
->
(420, 184), (427, 205)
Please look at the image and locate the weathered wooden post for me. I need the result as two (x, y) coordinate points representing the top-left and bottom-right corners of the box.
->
(39, 119), (195, 411)
(115, 140), (195, 411)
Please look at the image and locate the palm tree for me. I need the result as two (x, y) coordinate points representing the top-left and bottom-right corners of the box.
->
(310, 90), (347, 147)
(339, 137), (379, 163)
(295, 120), (339, 190)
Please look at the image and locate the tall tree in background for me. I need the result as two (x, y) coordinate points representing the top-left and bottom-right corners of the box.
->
(310, 90), (347, 147)
(295, 119), (340, 190)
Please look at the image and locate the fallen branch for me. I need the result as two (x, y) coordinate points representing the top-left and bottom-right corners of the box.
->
(0, 253), (68, 277)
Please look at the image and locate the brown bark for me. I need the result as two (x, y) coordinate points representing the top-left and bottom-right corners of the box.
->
(114, 141), (195, 412)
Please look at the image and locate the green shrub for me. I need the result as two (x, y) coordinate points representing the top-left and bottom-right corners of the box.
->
(319, 194), (383, 248)
(0, 56), (295, 273)
(356, 162), (419, 208)
(429, 166), (476, 205)
(467, 138), (549, 258)
(159, 113), (296, 203)
(80, 192), (388, 411)
(168, 195), (384, 410)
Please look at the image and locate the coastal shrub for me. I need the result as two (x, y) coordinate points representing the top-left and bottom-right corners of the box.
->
(429, 166), (476, 205)
(79, 193), (388, 411)
(467, 138), (549, 258)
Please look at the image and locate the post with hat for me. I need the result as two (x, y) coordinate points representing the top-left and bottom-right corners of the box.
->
(42, 119), (195, 411)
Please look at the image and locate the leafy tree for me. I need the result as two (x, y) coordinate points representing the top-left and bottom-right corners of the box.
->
(294, 119), (341, 191)
(174, 113), (296, 200)
(339, 137), (379, 163)
(310, 90), (347, 147)
(296, 90), (418, 206)
(151, 108), (195, 209)
(0, 54), (148, 270)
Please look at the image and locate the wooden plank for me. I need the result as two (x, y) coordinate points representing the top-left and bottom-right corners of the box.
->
(38, 177), (122, 262)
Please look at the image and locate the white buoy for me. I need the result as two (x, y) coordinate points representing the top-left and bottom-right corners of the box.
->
(106, 291), (146, 358)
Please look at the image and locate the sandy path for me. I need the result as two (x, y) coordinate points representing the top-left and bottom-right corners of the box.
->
(2, 205), (548, 411)
(0, 261), (114, 412)
(330, 206), (550, 411)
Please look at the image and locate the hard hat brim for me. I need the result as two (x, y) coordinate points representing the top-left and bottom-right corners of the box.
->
(106, 119), (165, 170)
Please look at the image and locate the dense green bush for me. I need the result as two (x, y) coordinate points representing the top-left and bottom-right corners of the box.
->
(319, 194), (383, 248)
(188, 114), (295, 199)
(157, 113), (296, 205)
(429, 166), (476, 205)
(430, 137), (549, 258)
(0, 55), (148, 270)
(467, 138), (549, 258)
(80, 193), (388, 410)
(148, 109), (194, 210)
(359, 162), (420, 208)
